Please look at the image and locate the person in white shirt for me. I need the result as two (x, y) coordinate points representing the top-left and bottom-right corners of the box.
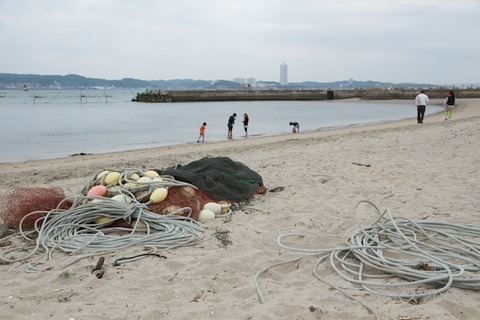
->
(414, 90), (429, 123)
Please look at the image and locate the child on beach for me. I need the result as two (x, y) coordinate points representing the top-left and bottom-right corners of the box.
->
(243, 113), (249, 136)
(197, 122), (207, 142)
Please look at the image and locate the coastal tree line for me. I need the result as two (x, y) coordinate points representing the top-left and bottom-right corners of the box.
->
(0, 73), (453, 91)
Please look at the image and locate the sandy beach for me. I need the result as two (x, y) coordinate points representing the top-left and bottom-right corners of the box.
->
(1, 98), (479, 320)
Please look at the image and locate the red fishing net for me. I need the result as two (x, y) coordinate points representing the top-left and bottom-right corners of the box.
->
(0, 187), (70, 230)
(147, 186), (228, 221)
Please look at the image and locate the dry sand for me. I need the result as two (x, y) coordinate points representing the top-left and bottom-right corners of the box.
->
(0, 99), (479, 319)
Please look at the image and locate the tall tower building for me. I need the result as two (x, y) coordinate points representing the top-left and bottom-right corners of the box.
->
(280, 63), (288, 85)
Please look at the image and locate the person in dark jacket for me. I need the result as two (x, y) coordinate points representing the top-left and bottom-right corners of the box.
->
(228, 113), (237, 138)
(290, 122), (299, 133)
(442, 90), (455, 120)
(242, 113), (249, 136)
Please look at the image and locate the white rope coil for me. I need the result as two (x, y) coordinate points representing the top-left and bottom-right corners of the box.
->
(0, 169), (203, 269)
(257, 200), (480, 308)
(1, 194), (204, 269)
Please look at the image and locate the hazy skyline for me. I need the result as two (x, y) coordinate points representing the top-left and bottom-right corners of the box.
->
(1, 0), (479, 86)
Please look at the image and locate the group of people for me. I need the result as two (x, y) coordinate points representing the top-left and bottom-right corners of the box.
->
(227, 113), (249, 139)
(198, 90), (455, 143)
(197, 113), (250, 143)
(414, 90), (456, 123)
(197, 112), (300, 142)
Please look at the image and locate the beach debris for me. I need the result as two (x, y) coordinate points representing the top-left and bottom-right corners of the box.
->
(91, 257), (105, 279)
(268, 186), (284, 192)
(58, 269), (75, 280)
(112, 253), (167, 267)
(190, 291), (204, 303)
(352, 162), (371, 167)
(70, 152), (93, 157)
(212, 227), (232, 249)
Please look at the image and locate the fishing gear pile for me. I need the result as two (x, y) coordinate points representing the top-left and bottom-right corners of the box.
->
(158, 156), (265, 202)
(0, 157), (265, 266)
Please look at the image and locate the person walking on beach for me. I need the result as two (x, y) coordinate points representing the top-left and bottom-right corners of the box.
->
(290, 122), (300, 133)
(243, 113), (249, 136)
(442, 90), (455, 120)
(228, 113), (237, 138)
(414, 90), (429, 124)
(197, 122), (207, 143)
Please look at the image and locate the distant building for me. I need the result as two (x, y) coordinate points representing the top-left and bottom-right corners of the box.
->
(233, 78), (246, 84)
(234, 77), (256, 89)
(280, 63), (288, 85)
(246, 78), (256, 87)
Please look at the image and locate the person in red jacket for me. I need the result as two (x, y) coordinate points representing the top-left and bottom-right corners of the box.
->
(197, 122), (207, 143)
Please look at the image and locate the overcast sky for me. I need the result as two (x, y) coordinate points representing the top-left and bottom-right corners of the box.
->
(1, 0), (479, 85)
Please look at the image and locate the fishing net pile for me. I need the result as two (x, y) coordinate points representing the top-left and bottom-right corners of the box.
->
(158, 156), (265, 202)
(0, 187), (71, 230)
(0, 157), (265, 266)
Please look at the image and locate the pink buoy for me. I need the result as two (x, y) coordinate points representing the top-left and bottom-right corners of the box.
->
(87, 185), (107, 197)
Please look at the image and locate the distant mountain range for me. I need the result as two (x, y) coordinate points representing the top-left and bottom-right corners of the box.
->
(0, 73), (437, 90)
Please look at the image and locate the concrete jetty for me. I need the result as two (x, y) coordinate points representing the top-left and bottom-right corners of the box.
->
(133, 88), (480, 102)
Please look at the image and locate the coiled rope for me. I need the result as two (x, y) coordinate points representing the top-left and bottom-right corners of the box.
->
(256, 200), (480, 314)
(0, 169), (205, 271)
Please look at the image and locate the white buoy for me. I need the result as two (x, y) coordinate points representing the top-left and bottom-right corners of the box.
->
(198, 209), (215, 222)
(203, 202), (222, 215)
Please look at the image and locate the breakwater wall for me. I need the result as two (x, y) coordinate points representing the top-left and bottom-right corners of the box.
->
(134, 89), (332, 102)
(134, 88), (480, 102)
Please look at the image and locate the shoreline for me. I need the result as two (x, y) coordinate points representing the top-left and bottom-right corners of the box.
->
(0, 98), (479, 319)
(0, 98), (468, 176)
(0, 98), (474, 194)
(0, 98), (446, 166)
(1, 98), (440, 164)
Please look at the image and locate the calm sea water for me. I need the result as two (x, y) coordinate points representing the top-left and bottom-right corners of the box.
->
(0, 89), (441, 163)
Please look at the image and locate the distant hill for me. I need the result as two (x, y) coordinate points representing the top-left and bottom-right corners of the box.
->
(0, 72), (437, 90)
